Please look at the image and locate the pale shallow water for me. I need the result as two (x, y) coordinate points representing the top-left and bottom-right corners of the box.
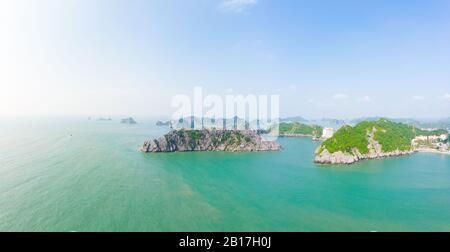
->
(0, 117), (449, 231)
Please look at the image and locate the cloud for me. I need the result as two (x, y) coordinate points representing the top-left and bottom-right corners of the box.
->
(412, 95), (425, 101)
(220, 0), (258, 13)
(357, 96), (371, 103)
(442, 93), (450, 100)
(332, 93), (349, 100)
(289, 84), (297, 90)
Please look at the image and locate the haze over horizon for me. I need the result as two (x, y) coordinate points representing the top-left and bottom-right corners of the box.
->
(1, 0), (449, 119)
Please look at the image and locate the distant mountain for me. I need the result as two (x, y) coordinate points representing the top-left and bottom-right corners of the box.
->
(414, 118), (450, 129)
(309, 118), (348, 128)
(280, 116), (309, 123)
(170, 116), (272, 130)
(280, 116), (347, 129)
(350, 117), (419, 125)
(121, 117), (137, 125)
(351, 117), (450, 130)
(167, 116), (450, 131)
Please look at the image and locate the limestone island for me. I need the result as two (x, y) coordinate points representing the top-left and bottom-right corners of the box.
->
(140, 129), (281, 153)
(315, 119), (448, 165)
(156, 120), (172, 127)
(121, 117), (137, 125)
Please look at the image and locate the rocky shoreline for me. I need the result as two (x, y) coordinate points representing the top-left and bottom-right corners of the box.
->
(140, 129), (281, 153)
(314, 148), (415, 165)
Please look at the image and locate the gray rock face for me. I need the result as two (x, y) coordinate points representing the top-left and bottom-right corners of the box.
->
(314, 149), (359, 164)
(140, 129), (281, 153)
(314, 148), (414, 165)
(314, 128), (415, 165)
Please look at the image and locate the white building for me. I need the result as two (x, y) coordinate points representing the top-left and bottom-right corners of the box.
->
(322, 127), (335, 139)
(413, 134), (448, 143)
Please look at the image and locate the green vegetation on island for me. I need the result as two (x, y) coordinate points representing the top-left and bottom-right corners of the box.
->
(320, 119), (447, 155)
(321, 124), (370, 154)
(275, 122), (323, 138)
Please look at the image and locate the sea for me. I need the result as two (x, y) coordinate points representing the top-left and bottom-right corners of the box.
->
(0, 117), (449, 231)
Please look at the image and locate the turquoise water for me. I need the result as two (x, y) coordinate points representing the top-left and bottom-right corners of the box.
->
(1, 118), (450, 231)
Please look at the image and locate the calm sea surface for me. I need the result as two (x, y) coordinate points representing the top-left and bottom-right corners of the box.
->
(1, 117), (449, 231)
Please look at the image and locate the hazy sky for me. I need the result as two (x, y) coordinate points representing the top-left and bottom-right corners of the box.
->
(1, 0), (449, 118)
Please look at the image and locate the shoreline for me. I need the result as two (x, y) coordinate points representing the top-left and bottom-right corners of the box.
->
(277, 134), (324, 141)
(416, 148), (450, 155)
(315, 148), (450, 165)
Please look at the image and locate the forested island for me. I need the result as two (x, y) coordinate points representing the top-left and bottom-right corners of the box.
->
(140, 129), (281, 153)
(315, 119), (448, 164)
(275, 122), (324, 140)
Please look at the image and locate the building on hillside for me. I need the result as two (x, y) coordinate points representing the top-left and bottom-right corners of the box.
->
(322, 127), (335, 139)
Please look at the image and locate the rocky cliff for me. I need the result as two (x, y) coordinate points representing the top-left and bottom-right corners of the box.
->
(314, 148), (414, 165)
(140, 129), (281, 153)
